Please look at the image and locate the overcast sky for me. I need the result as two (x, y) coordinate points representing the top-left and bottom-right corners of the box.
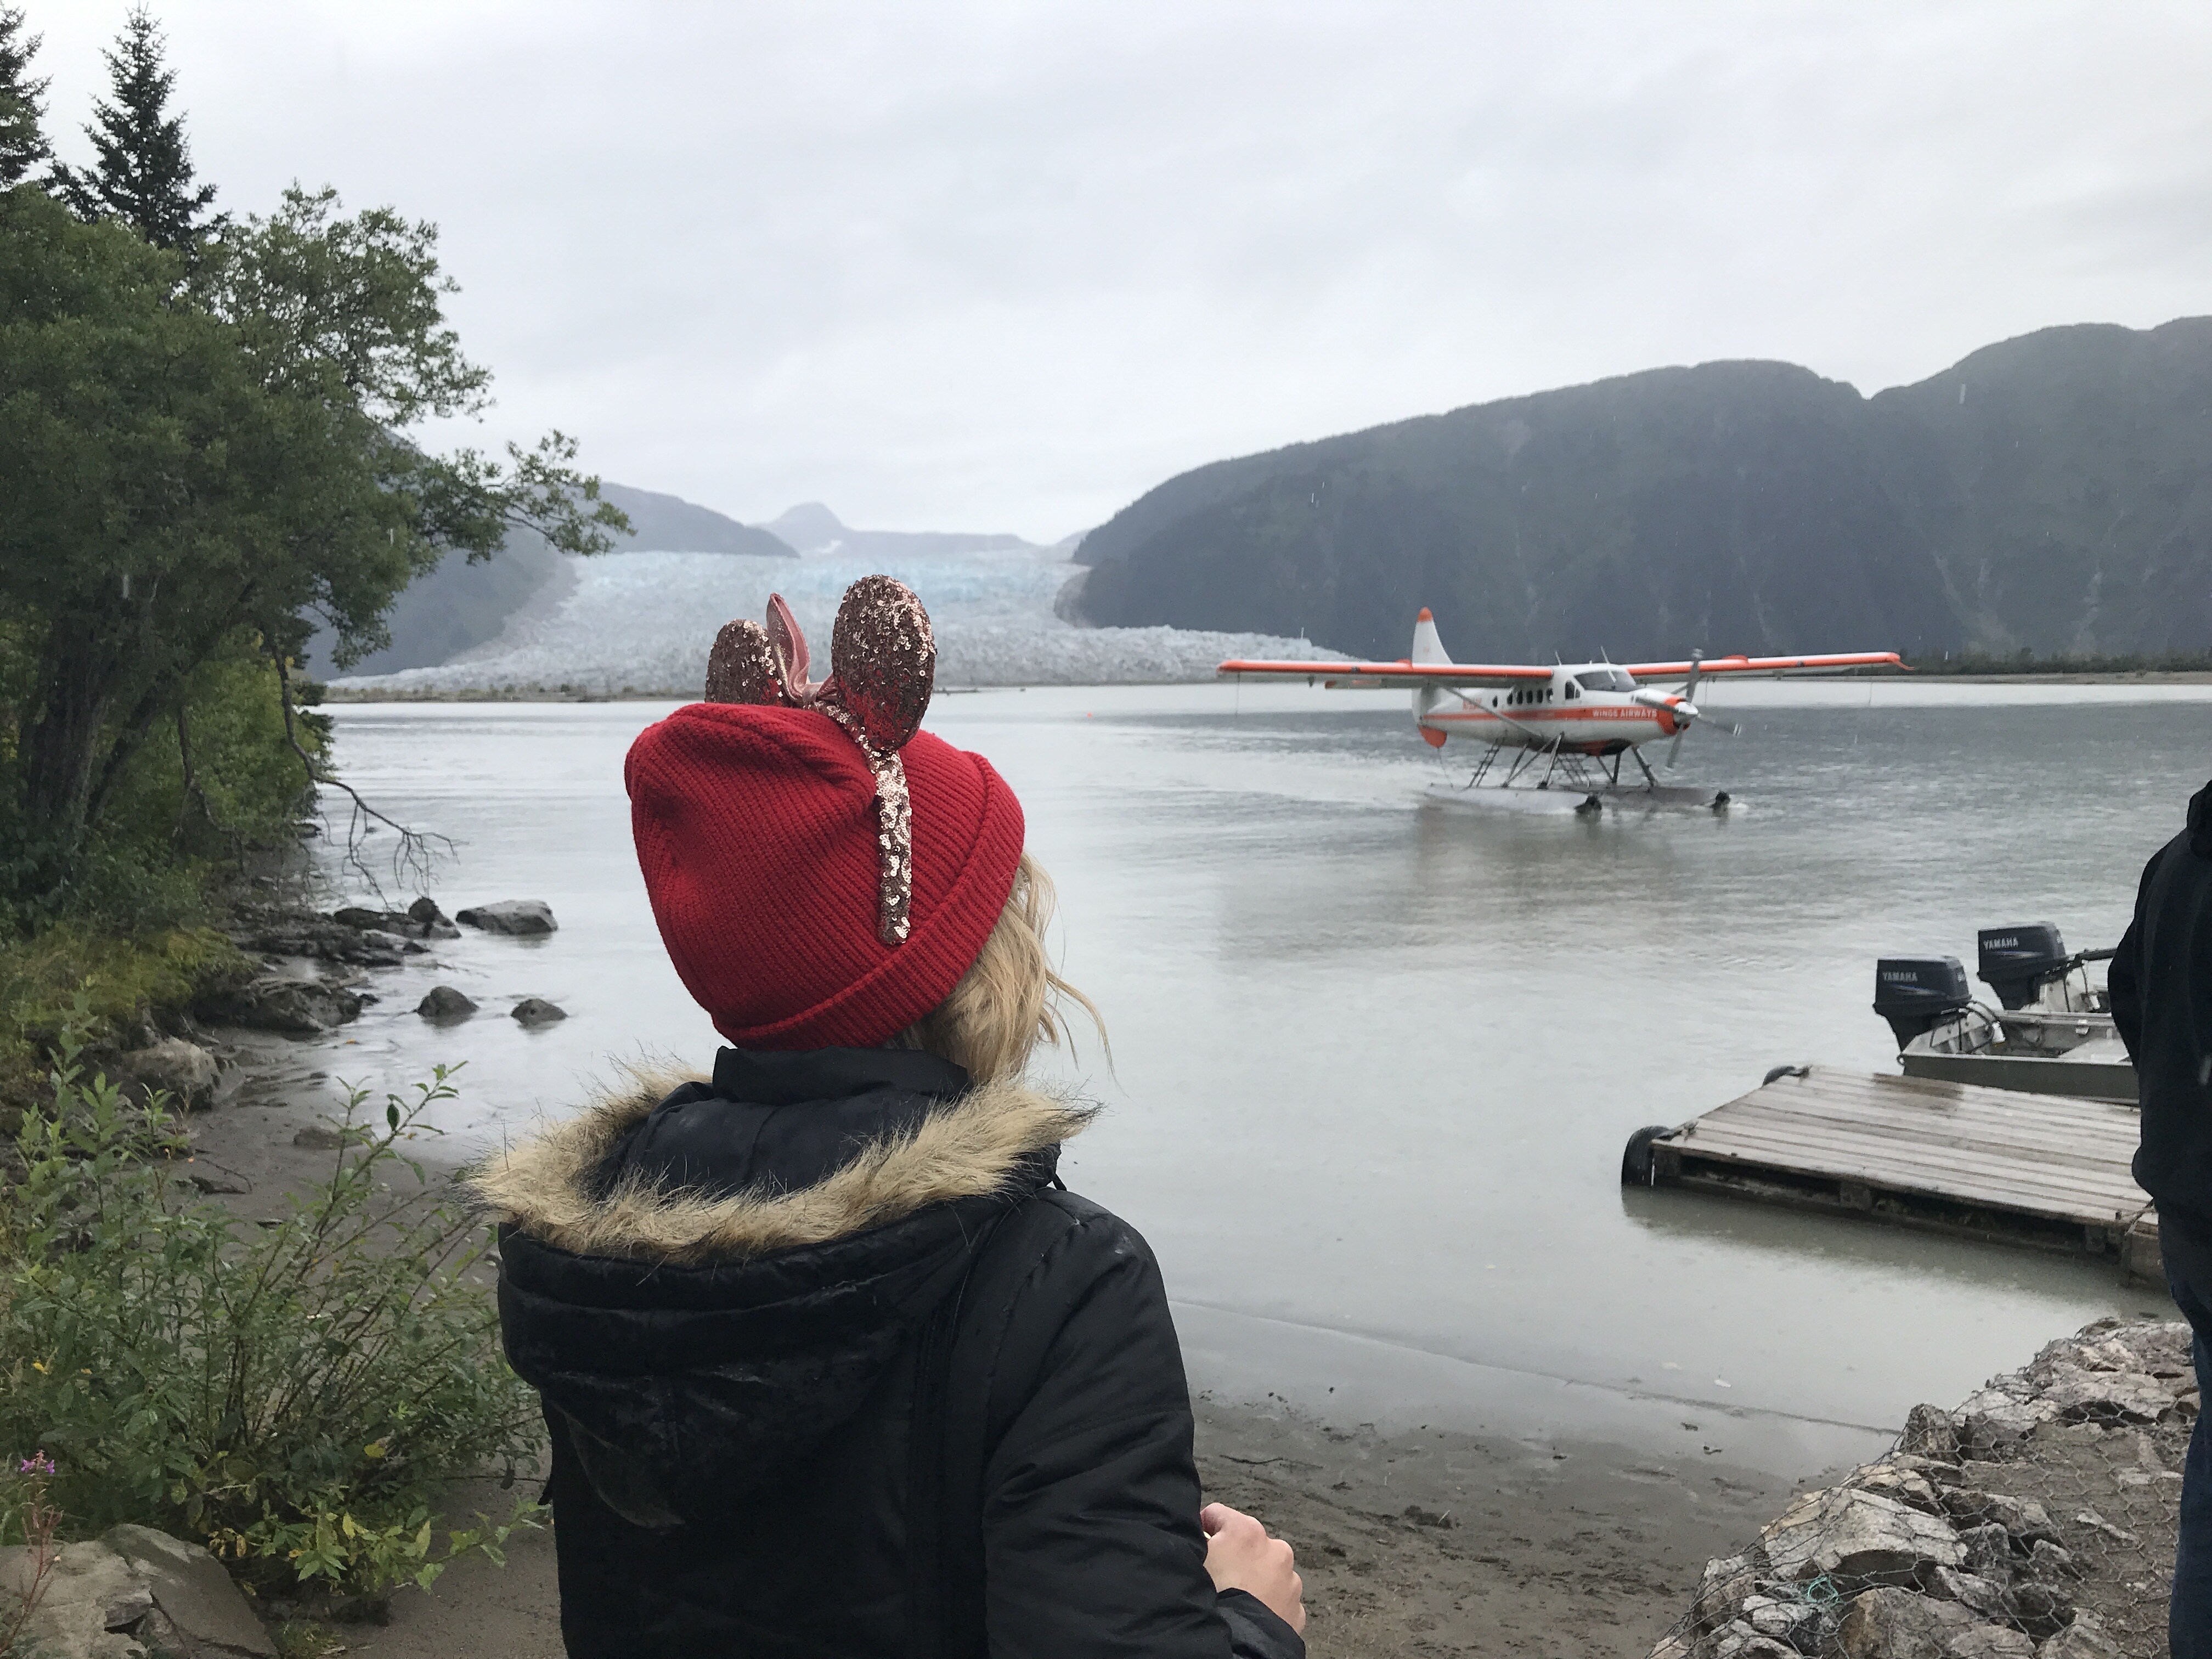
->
(31, 1), (2212, 540)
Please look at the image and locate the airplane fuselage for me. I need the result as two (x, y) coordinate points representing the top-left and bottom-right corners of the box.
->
(1415, 664), (1688, 755)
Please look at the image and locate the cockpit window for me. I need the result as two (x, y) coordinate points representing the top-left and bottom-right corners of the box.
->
(1576, 669), (1637, 693)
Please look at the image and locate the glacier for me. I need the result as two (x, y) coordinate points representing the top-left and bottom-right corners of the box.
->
(329, 546), (1341, 695)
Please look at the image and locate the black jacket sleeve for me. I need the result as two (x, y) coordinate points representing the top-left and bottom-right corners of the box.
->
(2111, 844), (2163, 1063)
(974, 1194), (1304, 1659)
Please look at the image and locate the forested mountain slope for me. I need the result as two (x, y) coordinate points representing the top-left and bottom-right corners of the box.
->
(1074, 319), (2212, 661)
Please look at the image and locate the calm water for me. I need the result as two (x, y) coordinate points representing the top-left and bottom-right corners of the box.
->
(308, 681), (2212, 1471)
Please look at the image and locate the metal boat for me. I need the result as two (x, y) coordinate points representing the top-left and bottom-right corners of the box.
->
(1873, 923), (2137, 1105)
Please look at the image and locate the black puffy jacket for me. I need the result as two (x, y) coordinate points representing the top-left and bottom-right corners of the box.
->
(477, 1046), (1304, 1659)
(2113, 780), (2212, 1276)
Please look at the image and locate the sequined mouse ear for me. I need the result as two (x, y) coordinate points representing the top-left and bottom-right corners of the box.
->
(828, 574), (936, 752)
(815, 576), (935, 948)
(703, 619), (786, 705)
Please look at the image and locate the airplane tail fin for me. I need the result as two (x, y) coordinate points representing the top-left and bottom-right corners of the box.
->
(1410, 607), (1449, 664)
(1409, 608), (1449, 743)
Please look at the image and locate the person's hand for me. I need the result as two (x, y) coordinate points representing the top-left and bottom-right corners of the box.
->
(1200, 1502), (1305, 1634)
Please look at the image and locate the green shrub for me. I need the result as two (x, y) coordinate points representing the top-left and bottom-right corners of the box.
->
(0, 1043), (543, 1596)
(0, 925), (251, 1111)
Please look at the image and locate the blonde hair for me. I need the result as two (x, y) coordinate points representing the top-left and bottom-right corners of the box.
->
(901, 852), (1105, 1084)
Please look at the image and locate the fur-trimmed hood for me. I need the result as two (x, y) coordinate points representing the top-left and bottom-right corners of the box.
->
(471, 1051), (1093, 1266)
(483, 1047), (1095, 1524)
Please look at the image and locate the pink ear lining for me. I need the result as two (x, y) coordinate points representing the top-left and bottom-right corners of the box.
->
(702, 579), (938, 945)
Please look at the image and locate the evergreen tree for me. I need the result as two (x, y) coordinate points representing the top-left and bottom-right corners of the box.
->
(0, 4), (49, 187)
(50, 5), (217, 250)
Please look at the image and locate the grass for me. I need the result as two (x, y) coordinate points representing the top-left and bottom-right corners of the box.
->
(0, 921), (251, 1113)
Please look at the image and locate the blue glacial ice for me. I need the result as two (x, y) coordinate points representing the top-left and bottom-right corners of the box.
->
(331, 547), (1342, 693)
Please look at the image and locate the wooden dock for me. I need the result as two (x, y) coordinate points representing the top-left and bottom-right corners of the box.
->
(1643, 1066), (2159, 1274)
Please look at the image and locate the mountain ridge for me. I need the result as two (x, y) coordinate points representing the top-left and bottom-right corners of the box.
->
(1073, 319), (2212, 661)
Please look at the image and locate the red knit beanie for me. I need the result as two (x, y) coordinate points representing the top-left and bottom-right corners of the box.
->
(626, 701), (1025, 1049)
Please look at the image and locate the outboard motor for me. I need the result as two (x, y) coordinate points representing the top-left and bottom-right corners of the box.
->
(1977, 923), (2070, 1011)
(1874, 956), (1972, 1049)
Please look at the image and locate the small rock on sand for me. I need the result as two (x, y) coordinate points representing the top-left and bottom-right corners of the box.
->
(513, 997), (567, 1026)
(294, 1124), (345, 1150)
(114, 1037), (219, 1110)
(417, 985), (478, 1020)
(457, 900), (557, 936)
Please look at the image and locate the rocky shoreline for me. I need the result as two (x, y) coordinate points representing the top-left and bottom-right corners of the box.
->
(1656, 1319), (2194, 1658)
(76, 891), (560, 1109)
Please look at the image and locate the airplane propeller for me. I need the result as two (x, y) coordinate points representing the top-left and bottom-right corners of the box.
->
(1664, 651), (1742, 767)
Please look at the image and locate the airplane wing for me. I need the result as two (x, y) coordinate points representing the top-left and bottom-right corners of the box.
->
(1624, 652), (1906, 680)
(1216, 658), (1554, 690)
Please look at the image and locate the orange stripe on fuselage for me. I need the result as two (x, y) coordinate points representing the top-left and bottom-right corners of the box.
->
(1424, 706), (1677, 738)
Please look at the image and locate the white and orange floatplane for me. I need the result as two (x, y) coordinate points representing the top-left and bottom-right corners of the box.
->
(1218, 608), (1905, 803)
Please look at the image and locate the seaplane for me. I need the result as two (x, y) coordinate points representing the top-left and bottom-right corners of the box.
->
(1218, 609), (1904, 804)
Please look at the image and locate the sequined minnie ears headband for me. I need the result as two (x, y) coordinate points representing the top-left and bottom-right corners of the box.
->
(703, 575), (936, 946)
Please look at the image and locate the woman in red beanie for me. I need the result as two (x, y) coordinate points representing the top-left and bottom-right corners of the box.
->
(472, 580), (1305, 1658)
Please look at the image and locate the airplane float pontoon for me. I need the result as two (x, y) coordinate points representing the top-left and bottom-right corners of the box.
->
(1217, 608), (1904, 799)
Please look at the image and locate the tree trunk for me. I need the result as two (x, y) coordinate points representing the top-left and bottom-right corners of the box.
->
(15, 624), (124, 875)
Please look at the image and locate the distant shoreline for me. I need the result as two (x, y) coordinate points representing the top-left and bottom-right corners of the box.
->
(319, 669), (2212, 703)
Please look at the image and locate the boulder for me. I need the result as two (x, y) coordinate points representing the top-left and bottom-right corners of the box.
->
(1924, 1567), (2010, 1620)
(1740, 1594), (1823, 1647)
(2003, 1583), (2073, 1643)
(1691, 1553), (1760, 1635)
(456, 899), (557, 936)
(334, 901), (460, 943)
(2035, 1322), (2192, 1381)
(103, 1524), (276, 1656)
(293, 1125), (346, 1150)
(513, 997), (567, 1026)
(2099, 1321), (2193, 1379)
(1759, 1487), (1964, 1585)
(1893, 1453), (1966, 1488)
(408, 895), (462, 939)
(2036, 1611), (2121, 1658)
(1955, 1522), (2013, 1582)
(201, 977), (362, 1035)
(2035, 1361), (2181, 1424)
(0, 1539), (153, 1659)
(1945, 1627), (2035, 1658)
(113, 1037), (219, 1110)
(417, 985), (478, 1021)
(1901, 1404), (1963, 1462)
(1836, 1587), (1976, 1658)
(1846, 1461), (1944, 1514)
(1647, 1638), (1694, 1659)
(1710, 1626), (1797, 1658)
(238, 916), (407, 967)
(332, 905), (410, 932)
(1939, 1490), (2058, 1548)
(2022, 1541), (2085, 1582)
(1957, 1383), (2058, 1455)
